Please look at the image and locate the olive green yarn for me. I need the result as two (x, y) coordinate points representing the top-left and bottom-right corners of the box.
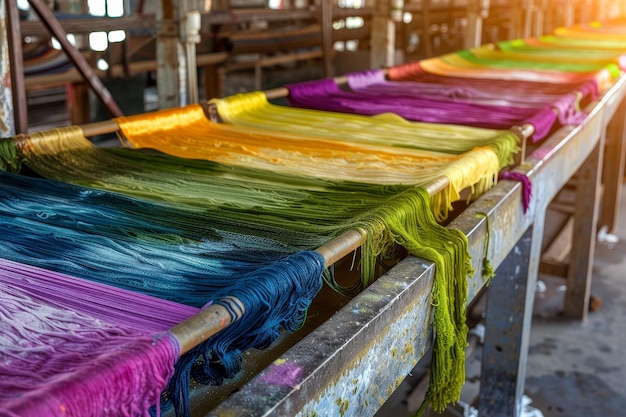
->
(353, 187), (472, 414)
(0, 138), (23, 173)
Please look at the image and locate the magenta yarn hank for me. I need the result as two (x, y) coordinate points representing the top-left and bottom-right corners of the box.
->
(499, 171), (533, 213)
(388, 61), (600, 99)
(0, 259), (189, 417)
(347, 69), (563, 107)
(347, 70), (588, 128)
(286, 77), (558, 141)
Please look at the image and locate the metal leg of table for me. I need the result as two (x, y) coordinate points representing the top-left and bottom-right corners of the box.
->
(599, 96), (626, 236)
(564, 141), (604, 320)
(477, 223), (542, 417)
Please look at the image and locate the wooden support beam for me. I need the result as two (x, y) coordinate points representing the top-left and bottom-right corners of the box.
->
(66, 82), (91, 125)
(5, 0), (28, 133)
(27, 0), (123, 117)
(370, 0), (395, 69)
(24, 52), (228, 91)
(599, 95), (626, 235)
(539, 216), (573, 277)
(320, 0), (333, 77)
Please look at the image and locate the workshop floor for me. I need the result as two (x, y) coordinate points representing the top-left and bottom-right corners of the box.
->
(524, 191), (626, 416)
(377, 183), (626, 417)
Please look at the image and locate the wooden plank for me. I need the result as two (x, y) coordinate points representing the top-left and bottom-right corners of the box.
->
(19, 10), (320, 37)
(223, 50), (322, 72)
(539, 215), (573, 278)
(542, 217), (573, 265)
(24, 52), (228, 91)
(20, 15), (154, 36)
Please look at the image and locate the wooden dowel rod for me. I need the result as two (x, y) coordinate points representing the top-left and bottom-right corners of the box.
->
(80, 120), (121, 137)
(264, 75), (349, 100)
(170, 297), (245, 356)
(264, 87), (290, 100)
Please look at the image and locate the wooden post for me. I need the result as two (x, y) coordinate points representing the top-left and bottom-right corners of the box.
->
(4, 0), (28, 133)
(156, 0), (183, 108)
(156, 0), (205, 108)
(370, 0), (395, 69)
(320, 0), (333, 77)
(0, 0), (11, 136)
(66, 82), (91, 125)
(464, 0), (484, 49)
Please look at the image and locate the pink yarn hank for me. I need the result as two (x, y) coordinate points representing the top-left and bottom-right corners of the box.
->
(499, 171), (533, 213)
(0, 265), (181, 417)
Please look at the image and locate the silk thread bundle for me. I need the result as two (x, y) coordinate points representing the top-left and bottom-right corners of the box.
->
(165, 250), (325, 415)
(209, 91), (520, 169)
(115, 105), (505, 220)
(438, 49), (619, 80)
(560, 20), (626, 36)
(497, 38), (626, 59)
(531, 33), (626, 51)
(286, 76), (542, 126)
(0, 258), (184, 417)
(116, 104), (485, 188)
(0, 171), (328, 416)
(164, 250), (325, 416)
(2, 134), (476, 413)
(415, 54), (613, 90)
(459, 46), (625, 76)
(285, 76), (558, 141)
(346, 69), (582, 110)
(451, 46), (622, 92)
(0, 170), (314, 306)
(387, 61), (600, 101)
(350, 187), (472, 414)
(553, 25), (626, 44)
(343, 69), (588, 137)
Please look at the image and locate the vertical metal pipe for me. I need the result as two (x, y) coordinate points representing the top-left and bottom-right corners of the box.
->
(478, 225), (542, 417)
(598, 96), (626, 235)
(564, 140), (603, 320)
